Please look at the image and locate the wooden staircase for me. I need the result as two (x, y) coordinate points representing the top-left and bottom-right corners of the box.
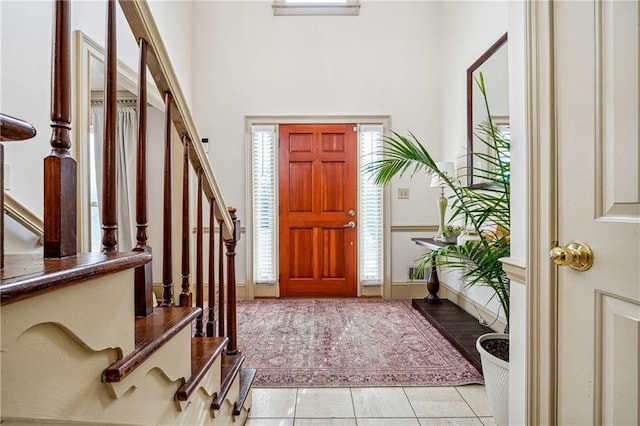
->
(1, 253), (254, 425)
(0, 1), (255, 424)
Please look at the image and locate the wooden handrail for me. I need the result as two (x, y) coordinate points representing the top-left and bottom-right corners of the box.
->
(1, 113), (37, 269)
(3, 192), (44, 244)
(118, 0), (234, 239)
(0, 114), (37, 142)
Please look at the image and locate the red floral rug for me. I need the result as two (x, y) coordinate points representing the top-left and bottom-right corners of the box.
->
(236, 299), (484, 387)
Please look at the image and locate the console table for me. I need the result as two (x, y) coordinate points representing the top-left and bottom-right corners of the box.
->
(411, 237), (490, 373)
(411, 237), (453, 304)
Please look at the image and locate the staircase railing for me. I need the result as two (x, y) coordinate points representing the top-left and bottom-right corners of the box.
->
(3, 192), (44, 244)
(0, 114), (38, 270)
(2, 0), (240, 353)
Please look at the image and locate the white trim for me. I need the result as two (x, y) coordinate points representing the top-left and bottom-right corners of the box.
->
(525, 1), (557, 424)
(500, 256), (527, 284)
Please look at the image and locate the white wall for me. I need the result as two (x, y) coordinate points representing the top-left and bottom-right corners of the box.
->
(190, 1), (516, 304)
(147, 0), (195, 108)
(191, 1), (446, 293)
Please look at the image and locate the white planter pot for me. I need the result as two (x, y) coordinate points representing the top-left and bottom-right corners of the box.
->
(476, 333), (509, 426)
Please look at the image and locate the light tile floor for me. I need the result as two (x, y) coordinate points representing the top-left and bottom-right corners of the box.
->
(247, 385), (495, 426)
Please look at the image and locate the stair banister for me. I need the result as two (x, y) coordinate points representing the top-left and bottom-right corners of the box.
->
(3, 192), (44, 244)
(134, 37), (154, 317)
(207, 196), (217, 337)
(0, 114), (38, 270)
(117, 0), (234, 237)
(161, 91), (174, 307)
(225, 207), (240, 355)
(218, 215), (225, 338)
(195, 169), (204, 337)
(180, 136), (192, 307)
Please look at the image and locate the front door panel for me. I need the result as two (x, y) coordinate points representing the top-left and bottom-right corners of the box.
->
(279, 124), (357, 297)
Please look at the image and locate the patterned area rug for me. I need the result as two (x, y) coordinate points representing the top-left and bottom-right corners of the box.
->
(236, 299), (484, 387)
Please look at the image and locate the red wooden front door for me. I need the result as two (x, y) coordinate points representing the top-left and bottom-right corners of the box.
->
(278, 124), (357, 297)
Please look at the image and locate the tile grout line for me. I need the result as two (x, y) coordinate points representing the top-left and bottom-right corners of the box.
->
(350, 387), (359, 425)
(402, 386), (420, 421)
(454, 385), (482, 419)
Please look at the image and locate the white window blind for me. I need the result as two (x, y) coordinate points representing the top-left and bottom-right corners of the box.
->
(251, 125), (277, 284)
(359, 124), (384, 285)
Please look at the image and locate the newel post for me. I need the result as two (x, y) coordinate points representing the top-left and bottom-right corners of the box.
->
(224, 207), (240, 355)
(44, 0), (76, 258)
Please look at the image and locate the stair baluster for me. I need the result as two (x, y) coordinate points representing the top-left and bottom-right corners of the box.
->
(101, 0), (118, 253)
(134, 37), (154, 317)
(195, 169), (204, 337)
(225, 207), (240, 355)
(180, 136), (192, 307)
(218, 215), (225, 338)
(160, 91), (174, 307)
(207, 196), (217, 337)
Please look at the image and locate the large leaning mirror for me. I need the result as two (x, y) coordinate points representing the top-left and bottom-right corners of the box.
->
(74, 31), (164, 252)
(467, 33), (509, 187)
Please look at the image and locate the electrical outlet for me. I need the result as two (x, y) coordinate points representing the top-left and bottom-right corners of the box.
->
(398, 187), (409, 199)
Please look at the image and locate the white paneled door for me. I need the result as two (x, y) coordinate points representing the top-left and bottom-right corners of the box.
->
(554, 1), (640, 424)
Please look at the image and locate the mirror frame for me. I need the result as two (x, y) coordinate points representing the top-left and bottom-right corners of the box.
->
(466, 32), (508, 187)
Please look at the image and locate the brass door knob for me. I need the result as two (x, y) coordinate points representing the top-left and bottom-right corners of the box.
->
(549, 241), (594, 271)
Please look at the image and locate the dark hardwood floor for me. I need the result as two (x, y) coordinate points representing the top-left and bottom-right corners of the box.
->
(412, 298), (492, 373)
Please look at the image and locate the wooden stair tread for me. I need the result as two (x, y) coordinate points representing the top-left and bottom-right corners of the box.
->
(233, 368), (257, 416)
(0, 252), (151, 306)
(412, 298), (491, 373)
(211, 353), (245, 410)
(103, 307), (202, 382)
(175, 336), (228, 401)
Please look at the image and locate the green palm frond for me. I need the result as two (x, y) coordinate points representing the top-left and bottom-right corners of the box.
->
(364, 72), (511, 326)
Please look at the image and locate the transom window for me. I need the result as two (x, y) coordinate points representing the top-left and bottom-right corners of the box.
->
(273, 0), (360, 16)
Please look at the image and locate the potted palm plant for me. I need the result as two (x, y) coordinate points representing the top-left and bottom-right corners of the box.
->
(366, 74), (510, 426)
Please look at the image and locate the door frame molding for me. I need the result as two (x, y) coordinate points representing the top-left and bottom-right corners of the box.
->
(244, 115), (392, 300)
(525, 1), (558, 424)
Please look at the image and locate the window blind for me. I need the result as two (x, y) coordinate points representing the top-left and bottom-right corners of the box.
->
(251, 125), (277, 284)
(358, 124), (384, 285)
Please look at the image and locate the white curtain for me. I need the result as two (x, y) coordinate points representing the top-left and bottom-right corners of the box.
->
(90, 105), (137, 251)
